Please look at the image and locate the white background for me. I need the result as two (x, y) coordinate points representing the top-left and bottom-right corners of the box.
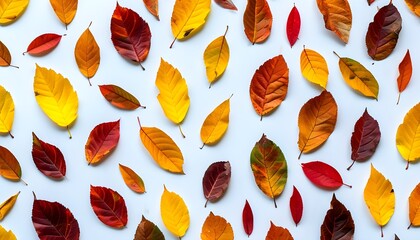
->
(1, 0), (420, 239)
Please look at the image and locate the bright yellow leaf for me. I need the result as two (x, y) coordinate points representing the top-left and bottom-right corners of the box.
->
(409, 183), (420, 228)
(33, 64), (78, 137)
(170, 0), (211, 47)
(364, 164), (395, 235)
(300, 47), (328, 89)
(0, 191), (19, 220)
(203, 26), (230, 87)
(201, 212), (234, 240)
(74, 23), (100, 85)
(49, 0), (77, 28)
(0, 225), (16, 240)
(0, 85), (14, 138)
(139, 123), (184, 174)
(160, 185), (190, 238)
(396, 102), (420, 169)
(200, 95), (232, 148)
(0, 0), (29, 25)
(156, 58), (190, 137)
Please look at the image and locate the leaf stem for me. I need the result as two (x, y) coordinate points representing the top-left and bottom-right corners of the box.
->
(342, 183), (352, 188)
(204, 199), (208, 208)
(9, 65), (19, 69)
(200, 143), (205, 149)
(88, 21), (93, 28)
(408, 223), (412, 229)
(273, 198), (277, 208)
(396, 92), (401, 105)
(260, 115), (263, 121)
(223, 25), (229, 37)
(8, 131), (14, 139)
(298, 150), (303, 160)
(21, 178), (28, 186)
(137, 116), (142, 128)
(178, 125), (186, 138)
(406, 161), (410, 170)
(170, 37), (177, 48)
(380, 226), (383, 238)
(332, 51), (341, 59)
(139, 62), (145, 71)
(347, 160), (355, 170)
(88, 78), (92, 86)
(67, 126), (72, 139)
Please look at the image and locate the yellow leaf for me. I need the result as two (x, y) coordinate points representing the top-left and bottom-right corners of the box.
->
(396, 102), (420, 169)
(49, 0), (77, 28)
(74, 23), (100, 85)
(160, 186), (190, 238)
(0, 191), (19, 220)
(0, 0), (29, 25)
(364, 164), (395, 236)
(300, 47), (329, 89)
(170, 0), (211, 47)
(409, 183), (420, 228)
(201, 212), (234, 240)
(139, 122), (184, 174)
(156, 58), (190, 137)
(0, 225), (16, 240)
(0, 85), (14, 138)
(203, 26), (230, 86)
(200, 95), (232, 148)
(33, 64), (78, 137)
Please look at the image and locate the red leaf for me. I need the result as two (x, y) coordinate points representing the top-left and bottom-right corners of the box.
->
(99, 84), (144, 110)
(214, 0), (237, 10)
(31, 132), (66, 179)
(367, 0), (375, 5)
(289, 186), (303, 226)
(397, 50), (412, 104)
(111, 3), (151, 70)
(202, 161), (231, 207)
(32, 196), (80, 240)
(90, 185), (128, 228)
(301, 161), (351, 189)
(242, 200), (254, 237)
(348, 108), (380, 170)
(25, 33), (63, 56)
(286, 5), (301, 47)
(321, 194), (354, 240)
(85, 120), (120, 165)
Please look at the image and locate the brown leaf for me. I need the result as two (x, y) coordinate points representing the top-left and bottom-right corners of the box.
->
(321, 194), (354, 240)
(317, 0), (352, 43)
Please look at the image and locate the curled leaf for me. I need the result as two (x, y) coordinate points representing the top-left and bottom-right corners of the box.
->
(289, 186), (303, 226)
(242, 200), (254, 236)
(396, 102), (420, 169)
(99, 84), (143, 110)
(320, 194), (355, 240)
(300, 47), (329, 89)
(203, 161), (231, 207)
(0, 85), (14, 138)
(201, 212), (234, 240)
(243, 0), (273, 44)
(0, 191), (20, 220)
(286, 5), (301, 47)
(32, 132), (66, 179)
(317, 0), (352, 43)
(85, 120), (120, 165)
(0, 145), (22, 182)
(265, 221), (294, 240)
(24, 33), (63, 56)
(160, 186), (190, 238)
(0, 0), (29, 25)
(49, 0), (78, 28)
(134, 215), (165, 240)
(301, 161), (351, 189)
(119, 164), (145, 194)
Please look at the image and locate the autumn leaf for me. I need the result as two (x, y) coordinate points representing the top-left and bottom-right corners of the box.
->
(395, 234), (400, 240)
(368, 0), (375, 5)
(301, 161), (351, 189)
(119, 163), (146, 194)
(33, 65), (78, 138)
(396, 102), (420, 169)
(170, 0), (211, 48)
(74, 23), (100, 85)
(0, 225), (16, 240)
(215, 0), (237, 10)
(0, 191), (19, 220)
(364, 164), (395, 237)
(335, 52), (379, 99)
(251, 134), (287, 207)
(202, 161), (231, 207)
(249, 55), (289, 120)
(201, 212), (234, 240)
(32, 195), (80, 240)
(160, 186), (190, 238)
(243, 0), (272, 44)
(298, 90), (337, 158)
(49, 0), (78, 29)
(32, 132), (66, 179)
(156, 58), (190, 137)
(409, 183), (420, 228)
(99, 84), (144, 110)
(143, 0), (159, 20)
(200, 95), (232, 148)
(286, 4), (301, 47)
(203, 26), (230, 87)
(242, 200), (254, 236)
(0, 85), (14, 138)
(134, 215), (165, 240)
(348, 109), (380, 170)
(265, 221), (294, 240)
(24, 33), (63, 56)
(405, 0), (420, 16)
(0, 41), (17, 68)
(0, 0), (29, 25)
(90, 185), (128, 228)
(85, 120), (120, 165)
(320, 194), (355, 240)
(300, 47), (329, 89)
(0, 145), (23, 183)
(139, 119), (184, 174)
(289, 186), (303, 226)
(397, 50), (412, 104)
(111, 3), (151, 70)
(317, 0), (352, 43)
(366, 2), (402, 61)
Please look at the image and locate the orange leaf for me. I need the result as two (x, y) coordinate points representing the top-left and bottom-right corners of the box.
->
(316, 0), (352, 43)
(298, 90), (337, 158)
(49, 0), (78, 28)
(265, 221), (294, 240)
(99, 84), (144, 110)
(0, 41), (16, 68)
(249, 55), (289, 120)
(243, 0), (272, 44)
(0, 145), (22, 182)
(74, 23), (100, 85)
(397, 50), (412, 104)
(119, 164), (145, 193)
(201, 212), (234, 240)
(409, 183), (420, 228)
(85, 120), (120, 165)
(143, 0), (159, 20)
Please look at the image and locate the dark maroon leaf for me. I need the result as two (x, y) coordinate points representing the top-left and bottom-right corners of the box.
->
(31, 132), (66, 179)
(290, 186), (303, 226)
(348, 108), (380, 170)
(202, 161), (231, 207)
(242, 200), (254, 236)
(395, 234), (400, 240)
(321, 194), (354, 240)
